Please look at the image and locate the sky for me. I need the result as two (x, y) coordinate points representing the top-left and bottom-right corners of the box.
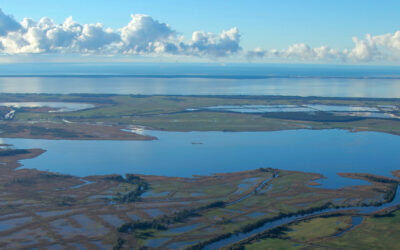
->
(0, 0), (399, 64)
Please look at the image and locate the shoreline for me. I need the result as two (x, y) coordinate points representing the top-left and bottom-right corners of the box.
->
(1, 126), (399, 141)
(1, 93), (399, 139)
(1, 147), (399, 249)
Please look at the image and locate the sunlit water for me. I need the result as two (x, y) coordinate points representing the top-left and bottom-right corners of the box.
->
(1, 77), (400, 97)
(0, 102), (95, 112)
(1, 72), (399, 189)
(3, 129), (400, 189)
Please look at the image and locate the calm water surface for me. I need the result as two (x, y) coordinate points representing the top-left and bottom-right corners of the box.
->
(2, 129), (399, 189)
(1, 77), (400, 97)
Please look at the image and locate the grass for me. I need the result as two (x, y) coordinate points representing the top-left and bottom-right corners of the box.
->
(245, 238), (302, 250)
(320, 210), (400, 249)
(241, 210), (400, 250)
(3, 93), (398, 135)
(287, 216), (350, 241)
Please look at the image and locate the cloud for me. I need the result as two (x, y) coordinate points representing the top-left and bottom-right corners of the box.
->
(187, 27), (241, 57)
(0, 8), (21, 36)
(0, 9), (241, 58)
(247, 31), (400, 63)
(120, 14), (176, 54)
(0, 16), (120, 54)
(348, 32), (400, 62)
(2, 8), (397, 63)
(248, 44), (344, 61)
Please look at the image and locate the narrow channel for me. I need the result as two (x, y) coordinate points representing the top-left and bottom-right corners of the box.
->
(227, 177), (273, 206)
(332, 216), (364, 238)
(204, 185), (400, 249)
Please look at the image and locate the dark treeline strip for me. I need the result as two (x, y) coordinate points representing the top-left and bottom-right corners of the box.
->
(5, 172), (73, 187)
(118, 200), (226, 233)
(38, 172), (74, 179)
(0, 149), (30, 156)
(0, 124), (24, 133)
(185, 202), (333, 250)
(0, 124), (80, 138)
(231, 206), (400, 249)
(105, 174), (149, 203)
(352, 175), (399, 204)
(241, 202), (334, 234)
(373, 205), (400, 218)
(185, 202), (356, 250)
(112, 238), (125, 250)
(346, 184), (398, 207)
(29, 126), (79, 138)
(226, 213), (350, 250)
(382, 183), (398, 203)
(231, 226), (292, 250)
(188, 183), (400, 250)
(116, 170), (270, 248)
(361, 175), (399, 184)
(116, 200), (227, 250)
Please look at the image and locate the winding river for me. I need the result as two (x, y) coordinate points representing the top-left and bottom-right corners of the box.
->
(204, 185), (400, 249)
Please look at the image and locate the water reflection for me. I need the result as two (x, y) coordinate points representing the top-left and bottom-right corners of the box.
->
(198, 104), (399, 119)
(1, 77), (400, 97)
(203, 104), (383, 113)
(0, 102), (95, 112)
(3, 129), (400, 189)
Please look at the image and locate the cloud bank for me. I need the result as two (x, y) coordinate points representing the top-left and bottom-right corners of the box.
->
(247, 31), (400, 63)
(0, 9), (241, 58)
(0, 8), (399, 63)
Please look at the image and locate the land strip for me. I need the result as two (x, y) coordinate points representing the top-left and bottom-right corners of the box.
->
(0, 94), (399, 140)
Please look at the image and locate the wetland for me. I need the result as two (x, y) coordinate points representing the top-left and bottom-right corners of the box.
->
(0, 90), (399, 249)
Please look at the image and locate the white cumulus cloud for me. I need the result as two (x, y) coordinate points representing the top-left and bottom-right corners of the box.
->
(0, 9), (241, 58)
(120, 14), (176, 54)
(0, 15), (120, 54)
(187, 27), (241, 57)
(247, 31), (400, 63)
(2, 8), (397, 64)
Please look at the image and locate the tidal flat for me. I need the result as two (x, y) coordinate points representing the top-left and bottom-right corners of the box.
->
(0, 147), (399, 249)
(0, 93), (399, 138)
(0, 93), (399, 249)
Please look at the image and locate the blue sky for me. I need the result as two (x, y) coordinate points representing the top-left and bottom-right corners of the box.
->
(0, 0), (399, 64)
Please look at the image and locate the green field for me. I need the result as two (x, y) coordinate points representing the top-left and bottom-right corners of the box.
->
(1, 94), (399, 137)
(320, 211), (400, 249)
(239, 210), (400, 250)
(1, 94), (400, 249)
